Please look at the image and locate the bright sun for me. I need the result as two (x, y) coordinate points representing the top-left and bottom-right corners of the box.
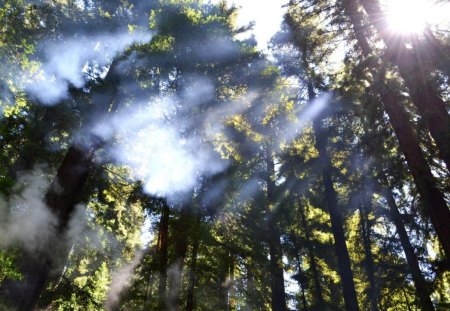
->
(384, 0), (450, 35)
(385, 0), (429, 34)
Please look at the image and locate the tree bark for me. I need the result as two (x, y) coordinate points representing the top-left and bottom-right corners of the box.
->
(266, 150), (288, 311)
(342, 0), (450, 259)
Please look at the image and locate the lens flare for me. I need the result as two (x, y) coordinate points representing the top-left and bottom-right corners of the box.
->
(385, 0), (429, 34)
(384, 0), (450, 35)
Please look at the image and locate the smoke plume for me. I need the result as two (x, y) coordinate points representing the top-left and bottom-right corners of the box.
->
(25, 31), (152, 105)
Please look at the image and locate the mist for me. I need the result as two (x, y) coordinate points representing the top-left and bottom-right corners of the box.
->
(106, 250), (144, 311)
(0, 167), (56, 253)
(89, 76), (229, 201)
(0, 0), (423, 310)
(25, 30), (152, 105)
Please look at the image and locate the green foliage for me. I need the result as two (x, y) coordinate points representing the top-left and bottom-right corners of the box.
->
(0, 250), (21, 283)
(0, 0), (449, 310)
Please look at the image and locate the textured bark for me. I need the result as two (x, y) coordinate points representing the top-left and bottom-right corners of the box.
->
(342, 0), (450, 259)
(266, 151), (288, 311)
(358, 0), (450, 171)
(381, 186), (435, 311)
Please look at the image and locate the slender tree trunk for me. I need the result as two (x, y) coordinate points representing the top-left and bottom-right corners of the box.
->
(342, 0), (450, 259)
(316, 149), (360, 311)
(143, 253), (158, 311)
(158, 203), (170, 310)
(246, 263), (257, 308)
(357, 0), (450, 171)
(185, 233), (199, 311)
(266, 150), (288, 311)
(403, 289), (414, 311)
(381, 186), (435, 311)
(227, 255), (236, 311)
(300, 283), (307, 311)
(306, 82), (360, 311)
(359, 206), (378, 311)
(268, 231), (287, 311)
(298, 199), (324, 305)
(168, 204), (190, 310)
(284, 13), (359, 310)
(378, 90), (450, 259)
(294, 252), (308, 310)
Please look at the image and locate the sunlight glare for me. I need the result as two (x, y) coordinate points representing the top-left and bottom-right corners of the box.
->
(385, 0), (429, 34)
(209, 0), (288, 49)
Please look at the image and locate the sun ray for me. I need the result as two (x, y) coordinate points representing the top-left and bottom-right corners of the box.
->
(383, 0), (450, 35)
(385, 0), (429, 34)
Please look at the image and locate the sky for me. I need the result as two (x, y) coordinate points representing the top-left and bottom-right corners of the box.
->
(209, 0), (289, 49)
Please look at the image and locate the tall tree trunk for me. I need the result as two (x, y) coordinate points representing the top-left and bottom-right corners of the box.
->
(377, 89), (450, 259)
(357, 0), (450, 171)
(342, 0), (450, 260)
(315, 142), (360, 311)
(381, 185), (435, 311)
(403, 290), (414, 311)
(168, 204), (190, 310)
(158, 203), (170, 310)
(298, 199), (324, 305)
(246, 263), (257, 308)
(14, 60), (121, 310)
(227, 254), (236, 311)
(294, 251), (308, 310)
(266, 150), (288, 311)
(359, 205), (378, 311)
(306, 81), (360, 311)
(268, 231), (287, 311)
(185, 232), (199, 311)
(19, 142), (99, 311)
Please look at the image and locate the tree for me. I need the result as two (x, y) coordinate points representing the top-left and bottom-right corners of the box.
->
(1, 0), (450, 310)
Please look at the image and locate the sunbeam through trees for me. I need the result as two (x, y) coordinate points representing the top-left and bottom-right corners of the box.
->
(0, 0), (449, 310)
